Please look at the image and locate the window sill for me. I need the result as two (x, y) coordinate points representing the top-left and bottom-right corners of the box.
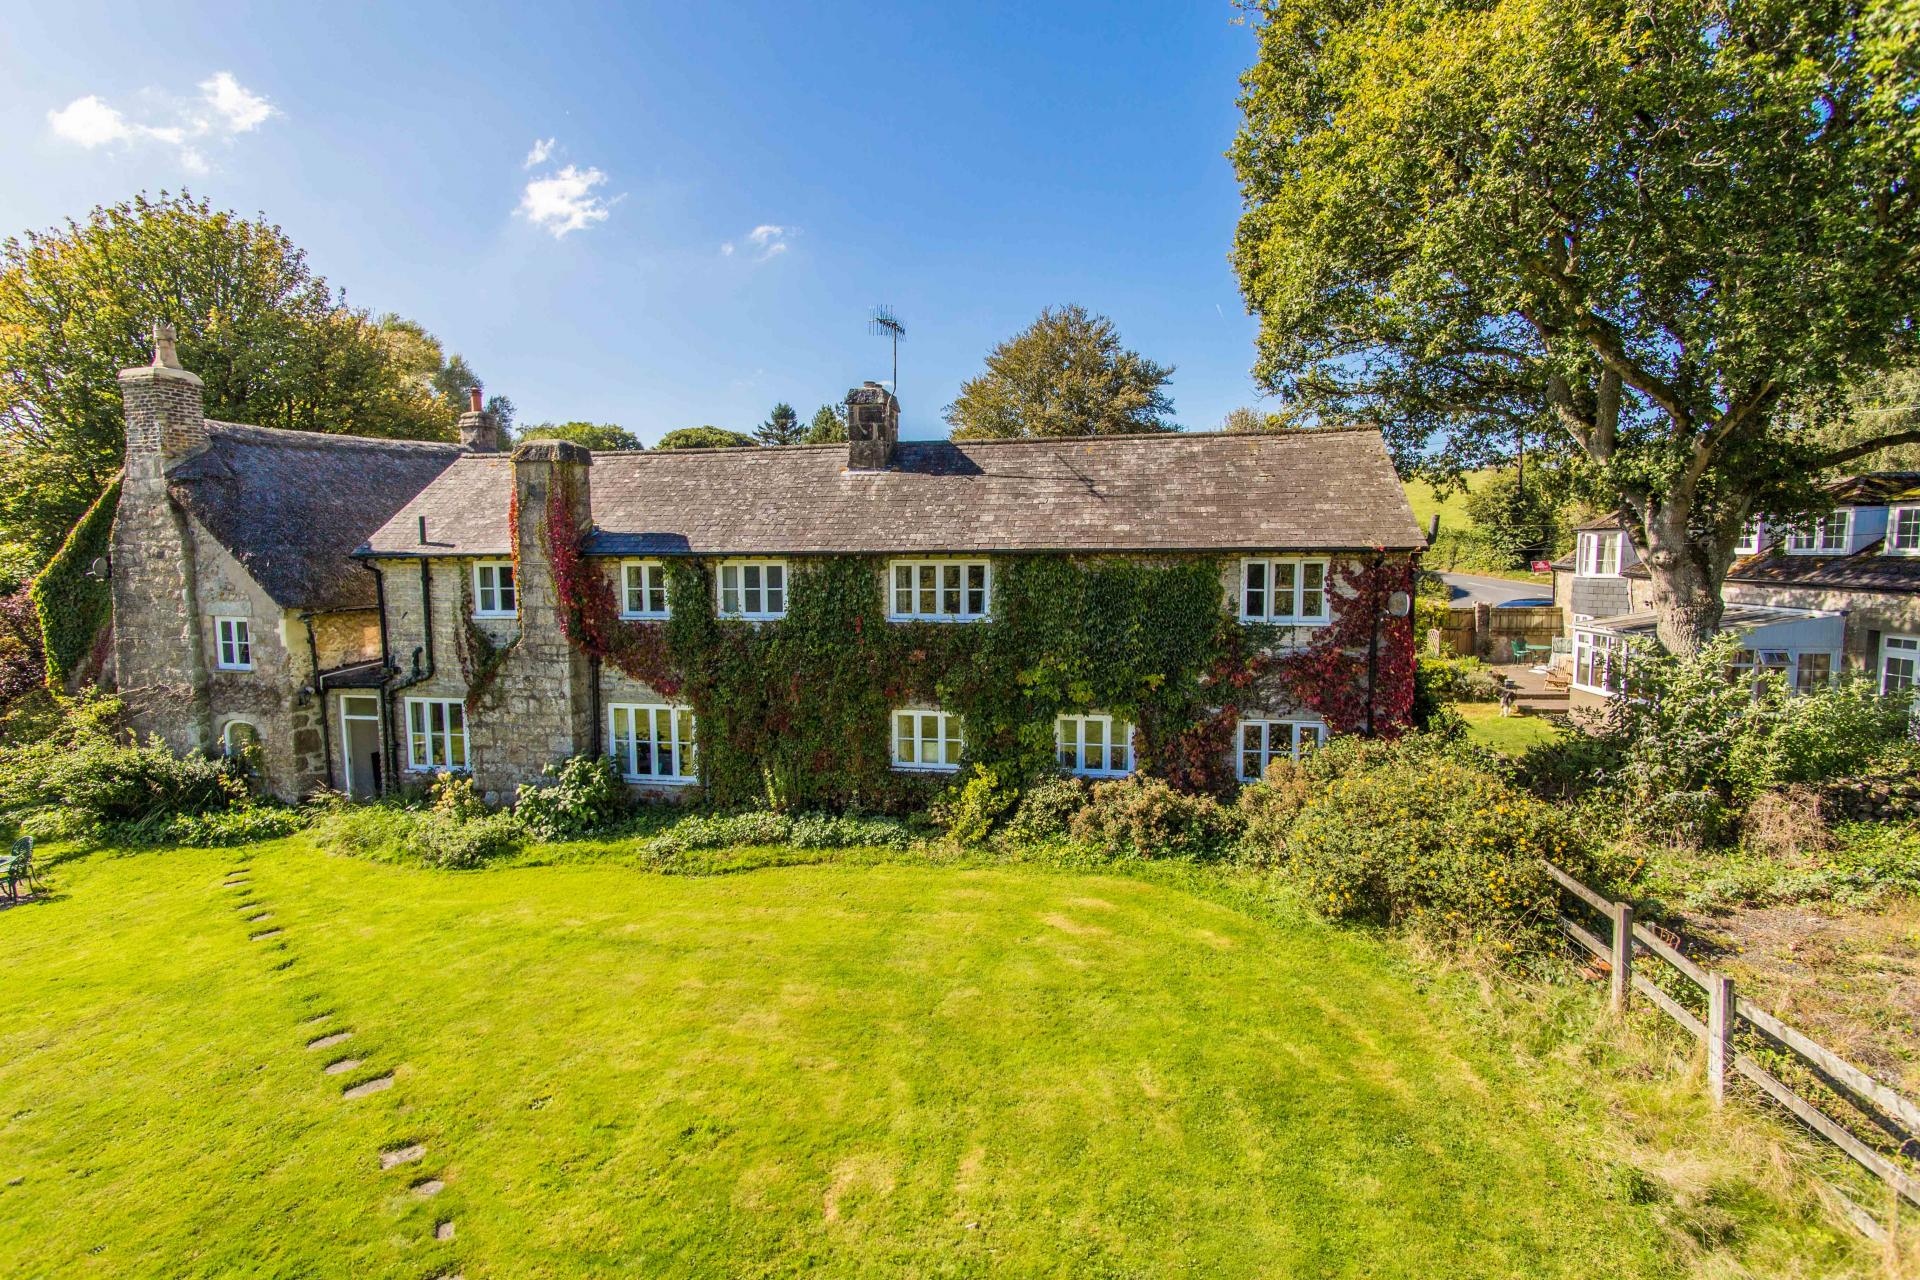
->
(1063, 768), (1134, 780)
(618, 611), (671, 621)
(620, 774), (698, 786)
(1238, 617), (1331, 627)
(214, 665), (254, 673)
(891, 763), (960, 774)
(471, 611), (518, 621)
(406, 765), (471, 774)
(717, 613), (787, 623)
(885, 615), (991, 624)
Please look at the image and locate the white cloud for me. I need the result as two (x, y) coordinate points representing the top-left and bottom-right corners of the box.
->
(45, 72), (276, 170)
(48, 95), (132, 148)
(198, 72), (274, 133)
(524, 137), (555, 168)
(722, 224), (794, 262)
(519, 164), (614, 238)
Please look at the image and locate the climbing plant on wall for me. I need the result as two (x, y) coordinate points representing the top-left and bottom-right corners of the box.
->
(31, 474), (121, 690)
(455, 490), (521, 712)
(541, 510), (1415, 810)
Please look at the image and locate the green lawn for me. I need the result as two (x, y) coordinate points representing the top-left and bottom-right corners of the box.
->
(0, 839), (1852, 1277)
(1455, 702), (1563, 755)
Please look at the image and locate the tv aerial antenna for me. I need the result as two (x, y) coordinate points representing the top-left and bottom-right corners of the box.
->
(868, 306), (905, 401)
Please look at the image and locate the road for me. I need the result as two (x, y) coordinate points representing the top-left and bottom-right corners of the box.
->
(1436, 572), (1554, 607)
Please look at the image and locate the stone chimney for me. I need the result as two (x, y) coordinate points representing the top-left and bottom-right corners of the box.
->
(846, 382), (900, 471)
(459, 385), (505, 453)
(119, 322), (209, 480)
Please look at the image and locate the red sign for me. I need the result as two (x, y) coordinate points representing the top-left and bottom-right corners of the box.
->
(1530, 560), (1552, 573)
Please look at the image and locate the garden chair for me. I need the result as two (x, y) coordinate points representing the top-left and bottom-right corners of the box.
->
(2, 836), (38, 903)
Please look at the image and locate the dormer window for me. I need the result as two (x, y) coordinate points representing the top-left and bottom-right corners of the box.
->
(1578, 532), (1621, 577)
(1787, 510), (1850, 554)
(1889, 507), (1920, 556)
(1733, 520), (1763, 556)
(473, 561), (517, 617)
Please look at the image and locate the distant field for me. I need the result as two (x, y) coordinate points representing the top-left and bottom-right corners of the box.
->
(1405, 469), (1553, 585)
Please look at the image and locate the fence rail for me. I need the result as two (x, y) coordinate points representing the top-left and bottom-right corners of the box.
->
(1545, 862), (1919, 1239)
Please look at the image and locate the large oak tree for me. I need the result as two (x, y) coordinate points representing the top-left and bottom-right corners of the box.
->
(946, 306), (1176, 440)
(1232, 0), (1920, 652)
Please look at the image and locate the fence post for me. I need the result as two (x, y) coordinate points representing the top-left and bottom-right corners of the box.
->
(1610, 902), (1633, 1015)
(1708, 974), (1734, 1105)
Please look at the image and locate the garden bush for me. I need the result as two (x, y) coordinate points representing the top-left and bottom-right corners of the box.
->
(1001, 776), (1088, 844)
(645, 810), (792, 854)
(160, 804), (307, 847)
(1417, 655), (1505, 704)
(1235, 757), (1317, 859)
(407, 808), (525, 870)
(514, 754), (630, 841)
(930, 765), (1018, 846)
(1067, 775), (1243, 860)
(1280, 740), (1587, 947)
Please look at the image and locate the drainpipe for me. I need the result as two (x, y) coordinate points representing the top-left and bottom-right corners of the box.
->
(300, 612), (336, 792)
(372, 558), (436, 786)
(365, 560), (394, 792)
(588, 655), (602, 757)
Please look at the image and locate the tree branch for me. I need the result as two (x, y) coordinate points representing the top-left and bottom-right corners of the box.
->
(1814, 425), (1920, 470)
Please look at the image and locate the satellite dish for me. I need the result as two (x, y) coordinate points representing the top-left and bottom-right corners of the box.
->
(86, 556), (110, 581)
(1386, 591), (1411, 618)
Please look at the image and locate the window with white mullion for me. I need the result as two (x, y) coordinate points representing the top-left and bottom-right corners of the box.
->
(1787, 510), (1851, 553)
(1579, 533), (1622, 577)
(1882, 635), (1920, 696)
(473, 561), (517, 617)
(608, 703), (697, 782)
(1237, 719), (1327, 782)
(888, 560), (990, 621)
(717, 561), (787, 619)
(891, 709), (963, 771)
(1889, 508), (1920, 556)
(405, 698), (468, 772)
(214, 616), (253, 670)
(621, 560), (671, 618)
(1056, 713), (1134, 777)
(1239, 558), (1329, 624)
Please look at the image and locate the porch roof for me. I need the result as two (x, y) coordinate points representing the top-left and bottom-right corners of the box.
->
(1575, 604), (1844, 649)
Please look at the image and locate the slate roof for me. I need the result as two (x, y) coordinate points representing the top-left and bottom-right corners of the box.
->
(1582, 603), (1841, 638)
(1726, 540), (1920, 593)
(169, 422), (463, 610)
(361, 430), (1425, 559)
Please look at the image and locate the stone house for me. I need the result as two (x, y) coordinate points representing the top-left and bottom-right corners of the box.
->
(1549, 474), (1920, 711)
(103, 336), (1425, 802)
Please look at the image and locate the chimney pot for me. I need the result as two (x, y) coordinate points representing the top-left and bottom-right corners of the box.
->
(468, 386), (483, 413)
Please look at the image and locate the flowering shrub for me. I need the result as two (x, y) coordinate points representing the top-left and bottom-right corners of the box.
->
(930, 765), (1018, 845)
(1234, 757), (1317, 860)
(514, 754), (629, 841)
(1281, 740), (1586, 946)
(1002, 776), (1089, 843)
(1068, 775), (1243, 860)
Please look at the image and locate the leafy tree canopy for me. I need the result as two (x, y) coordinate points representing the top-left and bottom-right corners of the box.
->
(655, 426), (758, 450)
(945, 305), (1176, 440)
(754, 402), (803, 446)
(804, 403), (848, 444)
(1232, 0), (1920, 652)
(0, 192), (477, 569)
(516, 421), (642, 451)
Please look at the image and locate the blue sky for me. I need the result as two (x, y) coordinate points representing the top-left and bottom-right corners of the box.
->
(1, 1), (1268, 444)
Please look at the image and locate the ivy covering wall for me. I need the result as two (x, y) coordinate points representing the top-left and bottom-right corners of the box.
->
(31, 475), (121, 690)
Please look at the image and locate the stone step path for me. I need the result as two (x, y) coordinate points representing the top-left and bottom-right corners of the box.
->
(307, 1030), (352, 1050)
(323, 1057), (362, 1076)
(435, 1221), (455, 1241)
(249, 928), (283, 941)
(380, 1143), (426, 1169)
(411, 1178), (445, 1199)
(341, 1074), (393, 1100)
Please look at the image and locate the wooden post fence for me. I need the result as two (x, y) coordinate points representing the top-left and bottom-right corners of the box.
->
(1544, 861), (1920, 1236)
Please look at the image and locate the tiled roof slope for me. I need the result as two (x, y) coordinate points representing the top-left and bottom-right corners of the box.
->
(362, 430), (1425, 558)
(169, 422), (464, 610)
(1727, 540), (1920, 593)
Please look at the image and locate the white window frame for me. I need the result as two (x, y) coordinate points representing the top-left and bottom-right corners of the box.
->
(1578, 532), (1622, 577)
(1238, 557), (1331, 625)
(472, 560), (517, 618)
(716, 560), (788, 620)
(887, 560), (991, 622)
(1787, 510), (1851, 555)
(214, 616), (253, 671)
(1882, 635), (1920, 696)
(607, 703), (698, 784)
(404, 698), (468, 773)
(339, 695), (382, 796)
(1237, 718), (1326, 783)
(1571, 629), (1629, 697)
(620, 560), (671, 619)
(890, 708), (963, 772)
(1888, 507), (1920, 557)
(1733, 520), (1763, 556)
(1055, 713), (1135, 778)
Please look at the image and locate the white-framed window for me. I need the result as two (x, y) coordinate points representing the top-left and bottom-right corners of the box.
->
(1237, 718), (1326, 782)
(405, 698), (468, 772)
(473, 560), (517, 617)
(891, 709), (963, 771)
(888, 560), (990, 621)
(1239, 558), (1330, 624)
(1787, 510), (1851, 554)
(1793, 651), (1834, 692)
(1578, 532), (1622, 577)
(717, 560), (787, 619)
(621, 560), (670, 619)
(1882, 635), (1920, 696)
(214, 616), (253, 671)
(1888, 507), (1920, 556)
(1572, 630), (1630, 696)
(608, 703), (697, 783)
(1056, 713), (1134, 778)
(1734, 520), (1763, 556)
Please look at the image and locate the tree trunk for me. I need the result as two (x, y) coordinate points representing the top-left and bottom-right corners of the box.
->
(1637, 504), (1725, 656)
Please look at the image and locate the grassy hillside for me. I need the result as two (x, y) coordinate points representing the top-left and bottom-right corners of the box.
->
(1405, 469), (1553, 583)
(1, 839), (1868, 1277)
